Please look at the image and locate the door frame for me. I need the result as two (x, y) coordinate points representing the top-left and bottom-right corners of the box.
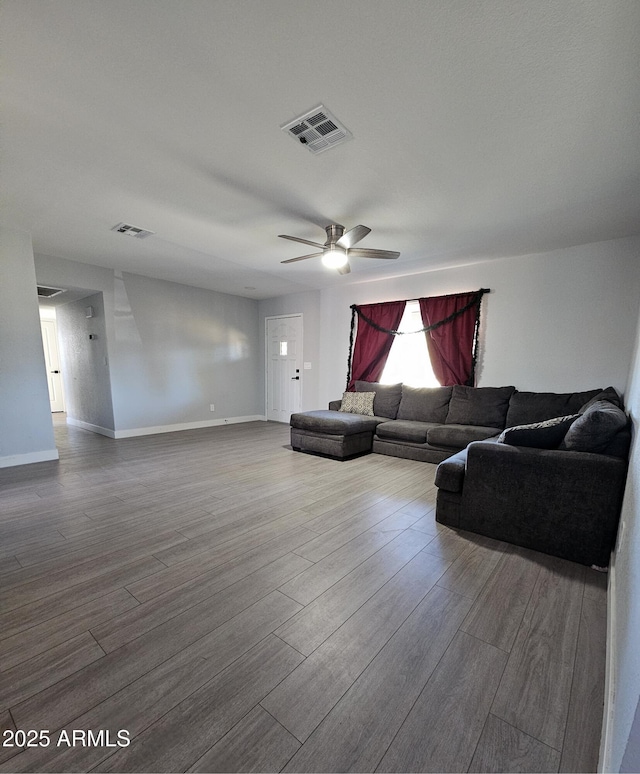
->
(264, 313), (303, 422)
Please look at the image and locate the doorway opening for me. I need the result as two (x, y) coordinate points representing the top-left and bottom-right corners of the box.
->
(39, 307), (66, 413)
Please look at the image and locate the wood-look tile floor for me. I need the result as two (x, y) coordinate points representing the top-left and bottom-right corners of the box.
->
(0, 417), (607, 773)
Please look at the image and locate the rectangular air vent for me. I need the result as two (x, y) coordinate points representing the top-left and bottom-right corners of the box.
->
(37, 285), (66, 298)
(111, 222), (154, 239)
(281, 105), (352, 155)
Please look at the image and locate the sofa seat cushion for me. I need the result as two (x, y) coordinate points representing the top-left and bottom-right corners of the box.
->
(445, 385), (515, 428)
(290, 410), (382, 435)
(428, 424), (499, 449)
(396, 386), (453, 423)
(354, 381), (403, 419)
(375, 420), (438, 443)
(505, 389), (602, 427)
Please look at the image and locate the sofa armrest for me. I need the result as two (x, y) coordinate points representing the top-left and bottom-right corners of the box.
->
(434, 448), (468, 493)
(328, 399), (342, 411)
(459, 441), (627, 566)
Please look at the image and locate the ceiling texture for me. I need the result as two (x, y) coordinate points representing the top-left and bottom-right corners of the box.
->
(3, 0), (640, 300)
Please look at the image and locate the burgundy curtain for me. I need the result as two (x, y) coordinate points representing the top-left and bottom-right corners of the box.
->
(348, 301), (406, 389)
(419, 292), (481, 386)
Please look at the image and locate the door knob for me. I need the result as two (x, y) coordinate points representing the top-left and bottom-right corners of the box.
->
(291, 376), (299, 380)
(51, 370), (60, 374)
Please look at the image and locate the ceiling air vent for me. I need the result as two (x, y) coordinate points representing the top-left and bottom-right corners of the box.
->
(111, 222), (154, 239)
(37, 285), (66, 298)
(281, 105), (352, 155)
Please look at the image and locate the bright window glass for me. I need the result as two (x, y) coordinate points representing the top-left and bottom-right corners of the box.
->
(380, 301), (440, 387)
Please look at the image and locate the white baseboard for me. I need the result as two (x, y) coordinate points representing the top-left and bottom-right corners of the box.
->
(67, 415), (266, 439)
(0, 448), (59, 468)
(66, 418), (117, 438)
(112, 415), (267, 439)
(599, 558), (617, 773)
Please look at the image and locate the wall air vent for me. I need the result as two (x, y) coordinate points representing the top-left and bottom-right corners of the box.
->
(37, 285), (66, 298)
(281, 105), (352, 155)
(111, 222), (154, 239)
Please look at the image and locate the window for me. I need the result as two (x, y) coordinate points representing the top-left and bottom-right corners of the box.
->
(380, 301), (439, 387)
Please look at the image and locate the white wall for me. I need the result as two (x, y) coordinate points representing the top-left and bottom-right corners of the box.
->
(0, 228), (57, 467)
(312, 236), (640, 405)
(607, 303), (640, 772)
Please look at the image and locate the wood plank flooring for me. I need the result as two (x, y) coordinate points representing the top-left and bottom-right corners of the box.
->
(0, 416), (607, 772)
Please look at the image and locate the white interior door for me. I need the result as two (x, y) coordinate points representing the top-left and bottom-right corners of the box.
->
(40, 318), (65, 412)
(266, 315), (303, 423)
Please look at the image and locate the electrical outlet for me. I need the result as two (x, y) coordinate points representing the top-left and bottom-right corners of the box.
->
(209, 404), (215, 412)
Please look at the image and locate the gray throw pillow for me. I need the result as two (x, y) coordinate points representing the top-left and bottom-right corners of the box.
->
(339, 391), (375, 416)
(559, 400), (628, 453)
(579, 386), (623, 413)
(354, 381), (403, 419)
(497, 414), (578, 449)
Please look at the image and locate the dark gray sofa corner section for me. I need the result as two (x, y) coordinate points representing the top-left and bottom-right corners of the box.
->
(436, 437), (628, 567)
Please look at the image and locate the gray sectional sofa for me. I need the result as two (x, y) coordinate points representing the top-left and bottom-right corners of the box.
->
(289, 381), (631, 567)
(291, 381), (516, 462)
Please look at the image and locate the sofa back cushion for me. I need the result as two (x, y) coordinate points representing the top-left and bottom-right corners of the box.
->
(397, 386), (452, 423)
(354, 381), (403, 419)
(505, 389), (602, 427)
(445, 385), (515, 429)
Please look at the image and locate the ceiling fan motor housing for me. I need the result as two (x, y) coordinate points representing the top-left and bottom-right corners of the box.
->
(324, 224), (345, 245)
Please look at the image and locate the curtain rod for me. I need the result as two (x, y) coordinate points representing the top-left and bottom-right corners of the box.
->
(395, 288), (491, 304)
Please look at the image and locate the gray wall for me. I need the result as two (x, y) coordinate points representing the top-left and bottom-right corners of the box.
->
(0, 228), (57, 467)
(57, 292), (115, 433)
(109, 272), (261, 431)
(34, 255), (262, 435)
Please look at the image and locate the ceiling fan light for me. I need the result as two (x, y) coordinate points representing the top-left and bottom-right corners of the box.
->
(322, 246), (348, 269)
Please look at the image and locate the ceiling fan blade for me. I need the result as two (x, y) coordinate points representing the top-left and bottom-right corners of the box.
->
(280, 251), (323, 264)
(336, 261), (351, 275)
(348, 248), (400, 260)
(336, 225), (371, 249)
(278, 234), (325, 249)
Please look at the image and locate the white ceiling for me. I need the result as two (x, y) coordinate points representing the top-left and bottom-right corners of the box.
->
(3, 0), (640, 300)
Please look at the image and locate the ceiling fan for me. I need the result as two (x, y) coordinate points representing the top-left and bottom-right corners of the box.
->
(279, 224), (400, 275)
